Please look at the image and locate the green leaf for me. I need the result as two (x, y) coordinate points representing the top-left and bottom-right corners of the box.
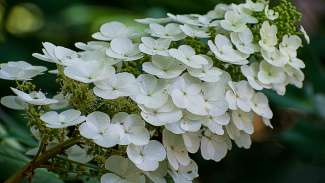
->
(0, 144), (29, 182)
(279, 119), (325, 160)
(80, 176), (100, 183)
(0, 110), (37, 147)
(264, 89), (314, 113)
(31, 168), (64, 183)
(315, 94), (325, 119)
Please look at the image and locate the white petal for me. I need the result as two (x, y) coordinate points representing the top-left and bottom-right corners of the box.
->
(101, 173), (124, 183)
(182, 132), (201, 153)
(111, 38), (134, 55)
(127, 144), (144, 165)
(144, 140), (166, 161)
(231, 110), (254, 134)
(60, 109), (81, 122)
(40, 111), (59, 125)
(165, 122), (186, 134)
(79, 122), (101, 140)
(225, 91), (237, 110)
(87, 111), (110, 126)
(200, 136), (215, 160)
(128, 127), (150, 146)
(101, 22), (128, 38)
(136, 159), (160, 172)
(105, 155), (130, 175)
(1, 96), (27, 110)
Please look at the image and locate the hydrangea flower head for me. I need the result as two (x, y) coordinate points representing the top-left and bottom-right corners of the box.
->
(0, 1), (307, 182)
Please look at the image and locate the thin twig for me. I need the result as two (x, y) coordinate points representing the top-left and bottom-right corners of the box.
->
(55, 156), (104, 171)
(30, 138), (47, 164)
(4, 136), (82, 183)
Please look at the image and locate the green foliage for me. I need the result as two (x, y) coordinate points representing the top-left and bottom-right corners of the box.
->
(251, 0), (302, 42)
(16, 81), (37, 92)
(0, 143), (28, 182)
(31, 169), (64, 183)
(58, 73), (98, 114)
(120, 55), (150, 76)
(184, 37), (209, 54)
(26, 105), (60, 141)
(273, 0), (302, 38)
(100, 98), (140, 116)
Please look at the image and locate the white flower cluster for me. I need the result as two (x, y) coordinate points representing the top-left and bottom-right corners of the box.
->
(0, 1), (309, 183)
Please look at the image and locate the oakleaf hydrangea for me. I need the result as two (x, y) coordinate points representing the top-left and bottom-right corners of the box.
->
(1, 1), (308, 183)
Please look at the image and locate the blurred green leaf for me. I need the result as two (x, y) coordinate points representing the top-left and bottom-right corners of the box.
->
(279, 119), (325, 159)
(0, 109), (37, 147)
(31, 169), (64, 183)
(315, 94), (325, 119)
(80, 176), (100, 183)
(0, 143), (29, 182)
(265, 89), (314, 113)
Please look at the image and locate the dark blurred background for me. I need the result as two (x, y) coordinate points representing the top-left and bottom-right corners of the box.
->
(0, 0), (324, 183)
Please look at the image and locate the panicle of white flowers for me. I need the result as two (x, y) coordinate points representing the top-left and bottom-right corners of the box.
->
(0, 0), (308, 182)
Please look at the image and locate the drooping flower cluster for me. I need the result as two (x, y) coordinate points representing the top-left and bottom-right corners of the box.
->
(0, 0), (308, 182)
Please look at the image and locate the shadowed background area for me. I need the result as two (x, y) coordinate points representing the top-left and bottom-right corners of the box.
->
(0, 0), (324, 182)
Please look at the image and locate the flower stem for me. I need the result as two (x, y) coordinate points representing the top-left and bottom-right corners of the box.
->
(4, 136), (82, 183)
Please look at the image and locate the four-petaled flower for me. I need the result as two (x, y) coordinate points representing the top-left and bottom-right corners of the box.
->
(127, 140), (166, 171)
(40, 109), (86, 128)
(0, 61), (47, 81)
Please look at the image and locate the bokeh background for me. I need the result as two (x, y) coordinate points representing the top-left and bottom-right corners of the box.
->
(0, 0), (324, 182)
